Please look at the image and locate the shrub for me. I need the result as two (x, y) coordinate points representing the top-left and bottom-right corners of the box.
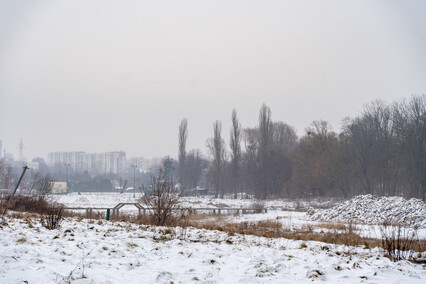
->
(379, 222), (419, 261)
(142, 172), (180, 226)
(7, 195), (50, 213)
(40, 203), (65, 230)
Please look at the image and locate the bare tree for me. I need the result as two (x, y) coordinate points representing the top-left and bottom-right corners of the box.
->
(185, 149), (204, 190)
(285, 120), (345, 198)
(142, 171), (180, 226)
(268, 122), (297, 197)
(31, 173), (55, 200)
(208, 121), (227, 198)
(178, 119), (188, 195)
(162, 156), (178, 182)
(272, 122), (298, 153)
(283, 96), (424, 200)
(257, 104), (273, 199)
(239, 110), (297, 199)
(343, 101), (398, 196)
(230, 109), (242, 198)
(393, 95), (426, 200)
(241, 127), (259, 196)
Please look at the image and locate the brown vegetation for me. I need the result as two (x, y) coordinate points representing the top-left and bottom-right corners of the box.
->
(379, 222), (422, 261)
(1, 194), (65, 229)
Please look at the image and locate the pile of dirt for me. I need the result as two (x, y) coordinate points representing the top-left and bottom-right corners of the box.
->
(309, 194), (426, 228)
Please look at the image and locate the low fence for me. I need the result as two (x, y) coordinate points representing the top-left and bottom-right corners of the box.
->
(64, 202), (268, 219)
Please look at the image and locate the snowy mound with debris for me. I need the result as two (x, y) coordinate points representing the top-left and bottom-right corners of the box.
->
(309, 194), (426, 228)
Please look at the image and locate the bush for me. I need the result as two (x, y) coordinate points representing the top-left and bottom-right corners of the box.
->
(142, 173), (181, 226)
(379, 222), (419, 261)
(0, 194), (65, 230)
(40, 203), (65, 230)
(1, 174), (54, 222)
(5, 195), (50, 213)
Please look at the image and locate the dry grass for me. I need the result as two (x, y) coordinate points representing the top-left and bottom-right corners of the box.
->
(73, 211), (420, 255)
(1, 195), (51, 215)
(1, 195), (65, 230)
(379, 222), (425, 261)
(6, 204), (425, 259)
(185, 212), (213, 221)
(16, 237), (27, 243)
(184, 217), (380, 248)
(187, 218), (426, 258)
(317, 222), (347, 231)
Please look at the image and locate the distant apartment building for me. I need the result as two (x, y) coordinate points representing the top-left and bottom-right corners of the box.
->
(102, 151), (127, 175)
(127, 157), (161, 172)
(48, 151), (85, 171)
(48, 151), (126, 175)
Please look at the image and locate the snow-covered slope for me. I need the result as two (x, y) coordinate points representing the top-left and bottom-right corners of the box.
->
(1, 217), (425, 283)
(309, 194), (426, 228)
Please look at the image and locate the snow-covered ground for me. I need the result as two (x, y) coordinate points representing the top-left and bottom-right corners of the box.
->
(1, 216), (425, 283)
(55, 193), (294, 210)
(2, 193), (424, 283)
(54, 192), (140, 209)
(55, 193), (426, 240)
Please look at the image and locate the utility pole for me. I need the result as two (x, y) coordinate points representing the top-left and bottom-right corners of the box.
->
(2, 166), (29, 219)
(131, 164), (137, 198)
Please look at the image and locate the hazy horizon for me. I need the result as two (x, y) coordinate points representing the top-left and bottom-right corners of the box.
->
(1, 0), (426, 161)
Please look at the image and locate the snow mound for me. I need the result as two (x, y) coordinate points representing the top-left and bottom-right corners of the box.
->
(309, 194), (426, 228)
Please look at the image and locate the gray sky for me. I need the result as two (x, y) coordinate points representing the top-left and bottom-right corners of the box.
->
(1, 0), (425, 161)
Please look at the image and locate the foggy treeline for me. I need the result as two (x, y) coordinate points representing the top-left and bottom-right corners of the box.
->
(177, 95), (425, 201)
(1, 95), (424, 201)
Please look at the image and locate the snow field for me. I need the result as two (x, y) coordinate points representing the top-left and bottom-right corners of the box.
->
(1, 217), (425, 283)
(55, 193), (426, 240)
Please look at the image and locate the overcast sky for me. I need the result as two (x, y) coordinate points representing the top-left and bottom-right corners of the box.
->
(1, 0), (425, 161)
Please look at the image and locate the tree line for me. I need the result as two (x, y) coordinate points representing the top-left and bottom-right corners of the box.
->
(1, 95), (424, 201)
(176, 95), (425, 201)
